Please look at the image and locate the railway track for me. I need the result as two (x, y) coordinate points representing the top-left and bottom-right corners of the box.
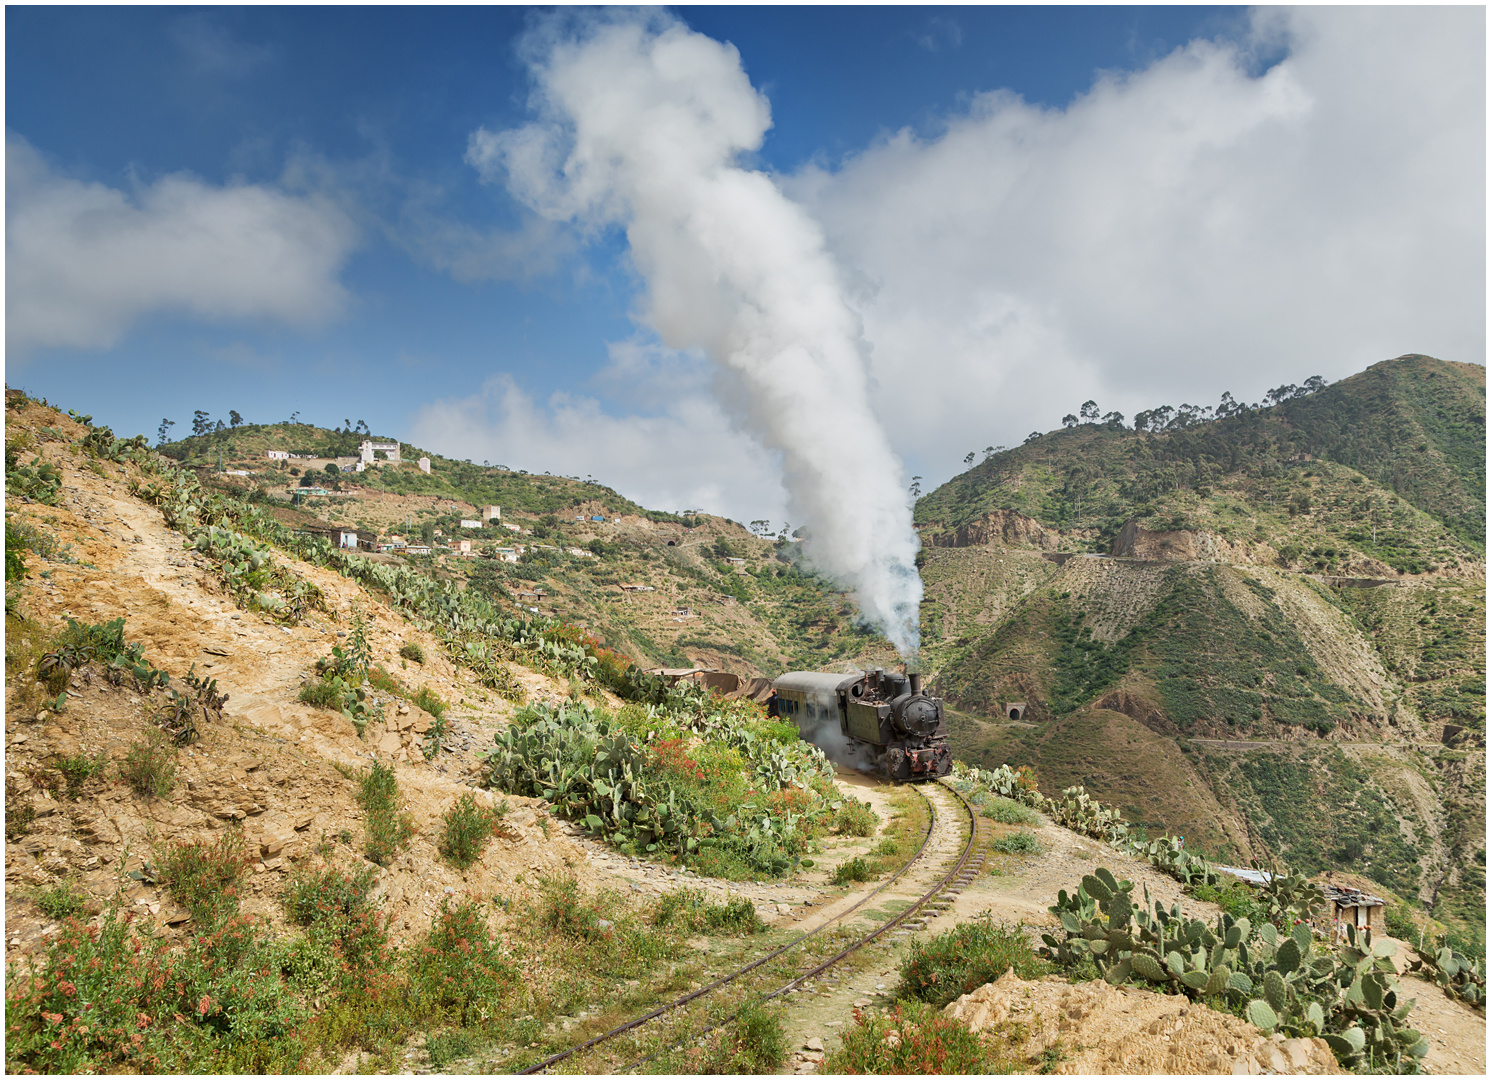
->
(520, 778), (988, 1075)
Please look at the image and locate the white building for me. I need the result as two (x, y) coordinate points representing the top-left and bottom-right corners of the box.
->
(418, 457), (431, 474)
(359, 440), (400, 466)
(266, 450), (289, 460)
(481, 505), (500, 522)
(460, 519), (481, 529)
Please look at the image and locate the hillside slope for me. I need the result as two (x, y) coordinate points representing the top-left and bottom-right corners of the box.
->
(152, 418), (900, 678)
(914, 355), (1486, 943)
(6, 390), (1483, 1075)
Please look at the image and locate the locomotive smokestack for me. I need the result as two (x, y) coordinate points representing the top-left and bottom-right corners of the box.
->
(909, 672), (922, 697)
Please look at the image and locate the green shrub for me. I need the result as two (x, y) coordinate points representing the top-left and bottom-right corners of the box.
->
(874, 837), (902, 857)
(6, 520), (29, 582)
(652, 887), (764, 934)
(425, 1029), (478, 1070)
(297, 677), (343, 709)
(356, 761), (414, 866)
(119, 731), (176, 799)
(437, 793), (502, 870)
(1383, 902), (1420, 942)
(54, 752), (106, 800)
(898, 916), (1051, 1007)
(162, 828), (251, 928)
(831, 856), (875, 885)
(823, 1000), (1006, 1073)
(991, 831), (1041, 855)
(399, 641), (425, 664)
(704, 1000), (786, 1073)
(832, 798), (879, 837)
(32, 877), (88, 920)
(980, 797), (1039, 826)
(412, 686), (446, 720)
(1192, 879), (1266, 926)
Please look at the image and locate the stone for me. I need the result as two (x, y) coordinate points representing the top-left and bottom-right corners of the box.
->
(261, 831), (295, 858)
(804, 1038), (824, 1052)
(161, 905), (192, 925)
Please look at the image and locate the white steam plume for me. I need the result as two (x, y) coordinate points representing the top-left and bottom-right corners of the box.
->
(469, 12), (922, 655)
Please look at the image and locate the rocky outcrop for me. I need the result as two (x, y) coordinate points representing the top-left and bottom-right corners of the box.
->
(930, 510), (1059, 551)
(1111, 520), (1279, 566)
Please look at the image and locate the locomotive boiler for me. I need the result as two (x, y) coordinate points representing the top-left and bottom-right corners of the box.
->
(771, 667), (952, 781)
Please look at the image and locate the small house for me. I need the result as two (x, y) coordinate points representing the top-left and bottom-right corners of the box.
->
(460, 519), (482, 529)
(1321, 884), (1385, 941)
(590, 515), (604, 522)
(418, 457), (431, 474)
(481, 506), (501, 522)
(456, 540), (472, 555)
(266, 450), (289, 460)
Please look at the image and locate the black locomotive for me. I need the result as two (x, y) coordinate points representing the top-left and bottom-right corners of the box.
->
(771, 667), (952, 781)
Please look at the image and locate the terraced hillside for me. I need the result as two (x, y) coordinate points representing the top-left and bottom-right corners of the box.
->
(915, 355), (1485, 947)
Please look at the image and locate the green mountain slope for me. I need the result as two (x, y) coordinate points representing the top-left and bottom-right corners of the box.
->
(916, 354), (1486, 946)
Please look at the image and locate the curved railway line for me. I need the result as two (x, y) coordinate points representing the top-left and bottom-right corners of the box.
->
(520, 777), (990, 1075)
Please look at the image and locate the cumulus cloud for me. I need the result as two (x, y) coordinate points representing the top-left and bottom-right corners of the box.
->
(407, 342), (789, 523)
(788, 6), (1485, 480)
(6, 135), (358, 355)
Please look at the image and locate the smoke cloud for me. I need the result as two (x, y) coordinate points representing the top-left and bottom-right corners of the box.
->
(470, 12), (922, 655)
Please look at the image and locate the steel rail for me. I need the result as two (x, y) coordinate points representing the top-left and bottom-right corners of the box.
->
(518, 779), (951, 1075)
(610, 778), (986, 1075)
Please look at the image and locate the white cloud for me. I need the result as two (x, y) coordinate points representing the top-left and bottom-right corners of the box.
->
(788, 6), (1485, 482)
(407, 341), (789, 526)
(6, 135), (358, 355)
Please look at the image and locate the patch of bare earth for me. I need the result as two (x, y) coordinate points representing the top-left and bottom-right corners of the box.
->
(947, 970), (1342, 1075)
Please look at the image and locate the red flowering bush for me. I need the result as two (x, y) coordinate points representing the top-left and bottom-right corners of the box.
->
(823, 1001), (1005, 1074)
(4, 904), (304, 1074)
(407, 897), (516, 1026)
(649, 737), (705, 782)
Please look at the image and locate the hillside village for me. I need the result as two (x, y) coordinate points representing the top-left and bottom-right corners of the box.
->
(3, 357), (1485, 1075)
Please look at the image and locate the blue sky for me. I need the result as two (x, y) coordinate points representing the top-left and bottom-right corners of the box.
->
(6, 6), (1484, 528)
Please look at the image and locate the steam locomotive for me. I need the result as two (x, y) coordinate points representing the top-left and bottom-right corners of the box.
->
(771, 668), (952, 781)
